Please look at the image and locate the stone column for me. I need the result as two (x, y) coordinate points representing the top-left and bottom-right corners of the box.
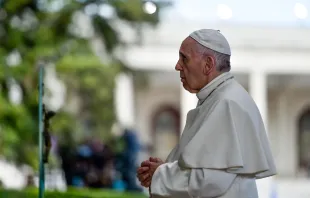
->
(249, 71), (275, 198)
(180, 85), (198, 134)
(114, 73), (135, 127)
(249, 71), (268, 125)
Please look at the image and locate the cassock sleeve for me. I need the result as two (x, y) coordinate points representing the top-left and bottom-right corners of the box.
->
(150, 161), (236, 198)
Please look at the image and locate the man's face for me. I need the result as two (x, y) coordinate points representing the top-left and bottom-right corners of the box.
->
(175, 37), (208, 93)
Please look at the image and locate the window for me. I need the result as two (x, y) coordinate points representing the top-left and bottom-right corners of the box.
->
(152, 106), (180, 160)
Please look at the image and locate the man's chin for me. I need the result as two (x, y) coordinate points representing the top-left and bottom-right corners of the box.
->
(187, 89), (199, 94)
(182, 83), (199, 93)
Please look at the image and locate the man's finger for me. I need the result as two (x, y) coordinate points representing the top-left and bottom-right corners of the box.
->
(150, 157), (163, 163)
(149, 157), (160, 162)
(138, 172), (150, 182)
(140, 181), (150, 188)
(146, 161), (158, 168)
(140, 160), (148, 166)
(137, 168), (150, 178)
(138, 173), (148, 181)
(141, 176), (151, 185)
(141, 160), (151, 167)
(137, 166), (149, 174)
(142, 179), (152, 188)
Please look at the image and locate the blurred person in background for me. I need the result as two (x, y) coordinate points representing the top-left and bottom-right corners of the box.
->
(111, 123), (142, 192)
(86, 139), (114, 188)
(137, 29), (276, 198)
(72, 141), (93, 188)
(58, 132), (76, 187)
(73, 138), (114, 189)
(58, 135), (115, 189)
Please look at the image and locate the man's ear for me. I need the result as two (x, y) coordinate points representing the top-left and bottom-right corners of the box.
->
(203, 56), (215, 75)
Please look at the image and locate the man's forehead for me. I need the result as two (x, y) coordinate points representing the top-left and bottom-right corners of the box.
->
(179, 37), (197, 54)
(180, 37), (195, 47)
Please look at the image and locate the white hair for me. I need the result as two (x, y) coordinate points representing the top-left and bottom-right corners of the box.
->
(196, 43), (231, 72)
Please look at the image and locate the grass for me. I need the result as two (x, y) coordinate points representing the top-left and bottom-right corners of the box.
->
(0, 188), (147, 198)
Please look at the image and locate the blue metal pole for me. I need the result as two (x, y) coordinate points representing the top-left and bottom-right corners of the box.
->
(38, 65), (45, 198)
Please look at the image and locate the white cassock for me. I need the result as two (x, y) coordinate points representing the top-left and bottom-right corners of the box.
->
(150, 72), (277, 198)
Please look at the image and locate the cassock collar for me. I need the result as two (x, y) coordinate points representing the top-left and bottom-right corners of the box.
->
(196, 72), (234, 104)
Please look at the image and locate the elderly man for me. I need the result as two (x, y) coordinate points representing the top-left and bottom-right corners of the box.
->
(137, 29), (276, 198)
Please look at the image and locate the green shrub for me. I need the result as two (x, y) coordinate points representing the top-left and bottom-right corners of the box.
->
(0, 188), (147, 198)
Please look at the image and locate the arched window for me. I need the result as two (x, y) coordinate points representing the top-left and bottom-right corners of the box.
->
(152, 106), (180, 160)
(298, 108), (310, 177)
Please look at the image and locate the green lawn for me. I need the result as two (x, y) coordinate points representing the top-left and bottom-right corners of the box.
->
(0, 188), (148, 198)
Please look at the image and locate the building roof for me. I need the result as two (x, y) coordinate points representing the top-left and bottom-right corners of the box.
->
(119, 21), (310, 74)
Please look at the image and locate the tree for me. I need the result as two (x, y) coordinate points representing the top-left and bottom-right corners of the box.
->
(0, 0), (171, 168)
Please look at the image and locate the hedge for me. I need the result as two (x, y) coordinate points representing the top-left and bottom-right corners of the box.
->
(0, 188), (147, 198)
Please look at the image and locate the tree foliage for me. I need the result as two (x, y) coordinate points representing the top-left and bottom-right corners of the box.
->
(0, 0), (169, 168)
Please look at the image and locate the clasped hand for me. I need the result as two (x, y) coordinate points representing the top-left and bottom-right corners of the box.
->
(137, 157), (164, 188)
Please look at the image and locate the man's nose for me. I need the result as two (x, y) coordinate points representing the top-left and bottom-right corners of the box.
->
(175, 62), (182, 71)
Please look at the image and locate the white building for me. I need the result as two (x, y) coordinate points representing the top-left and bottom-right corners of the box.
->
(116, 21), (310, 198)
